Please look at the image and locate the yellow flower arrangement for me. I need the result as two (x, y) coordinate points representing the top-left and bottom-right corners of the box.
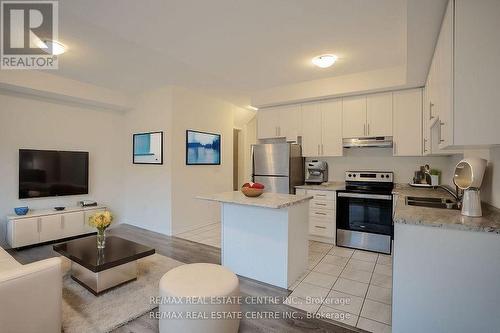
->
(89, 211), (113, 231)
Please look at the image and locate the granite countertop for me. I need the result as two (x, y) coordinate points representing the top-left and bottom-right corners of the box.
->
(295, 181), (345, 191)
(196, 191), (313, 209)
(393, 184), (500, 234)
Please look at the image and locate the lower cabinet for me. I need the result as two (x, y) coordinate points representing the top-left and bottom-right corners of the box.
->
(62, 211), (86, 238)
(297, 189), (336, 244)
(7, 207), (106, 248)
(39, 215), (63, 242)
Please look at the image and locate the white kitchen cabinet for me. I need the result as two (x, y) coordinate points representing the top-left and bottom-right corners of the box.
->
(366, 92), (393, 137)
(342, 96), (366, 138)
(342, 93), (392, 139)
(62, 211), (85, 238)
(39, 215), (63, 242)
(257, 108), (280, 139)
(297, 189), (336, 244)
(301, 100), (343, 157)
(321, 100), (343, 157)
(301, 103), (322, 156)
(424, 0), (500, 148)
(393, 89), (422, 156)
(257, 105), (300, 141)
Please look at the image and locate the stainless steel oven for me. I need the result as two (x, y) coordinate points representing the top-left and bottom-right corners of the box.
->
(336, 171), (394, 254)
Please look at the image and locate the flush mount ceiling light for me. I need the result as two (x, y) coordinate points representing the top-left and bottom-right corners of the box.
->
(312, 54), (337, 68)
(247, 105), (259, 111)
(41, 40), (67, 55)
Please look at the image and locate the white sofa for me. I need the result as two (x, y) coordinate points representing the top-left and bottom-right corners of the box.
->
(0, 246), (62, 333)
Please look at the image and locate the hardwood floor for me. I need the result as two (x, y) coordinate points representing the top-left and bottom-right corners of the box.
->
(8, 224), (365, 333)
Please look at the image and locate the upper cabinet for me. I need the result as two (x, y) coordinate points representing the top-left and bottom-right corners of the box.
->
(342, 96), (366, 138)
(425, 0), (500, 149)
(342, 93), (393, 138)
(301, 99), (343, 157)
(393, 89), (422, 156)
(257, 104), (300, 141)
(366, 93), (393, 137)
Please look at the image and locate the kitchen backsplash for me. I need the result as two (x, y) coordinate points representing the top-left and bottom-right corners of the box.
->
(307, 148), (460, 186)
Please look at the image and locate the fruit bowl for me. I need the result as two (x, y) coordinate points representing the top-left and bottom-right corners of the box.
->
(241, 182), (265, 197)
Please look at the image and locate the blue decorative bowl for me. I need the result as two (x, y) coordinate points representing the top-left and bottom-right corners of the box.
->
(14, 207), (29, 216)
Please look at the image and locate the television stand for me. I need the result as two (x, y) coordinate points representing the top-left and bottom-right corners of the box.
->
(6, 205), (107, 248)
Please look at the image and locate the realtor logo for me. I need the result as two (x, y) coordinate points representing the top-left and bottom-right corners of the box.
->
(1, 0), (59, 69)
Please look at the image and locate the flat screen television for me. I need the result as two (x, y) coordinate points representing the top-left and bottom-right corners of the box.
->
(19, 149), (89, 199)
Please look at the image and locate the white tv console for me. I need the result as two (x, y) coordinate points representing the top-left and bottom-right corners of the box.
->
(7, 205), (107, 248)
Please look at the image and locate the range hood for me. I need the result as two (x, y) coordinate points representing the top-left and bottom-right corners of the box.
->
(343, 136), (393, 148)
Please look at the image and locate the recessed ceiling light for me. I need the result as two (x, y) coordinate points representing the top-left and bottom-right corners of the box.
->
(312, 54), (337, 68)
(42, 40), (67, 55)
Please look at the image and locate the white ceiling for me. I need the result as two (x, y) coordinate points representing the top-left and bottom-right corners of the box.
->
(50, 0), (446, 106)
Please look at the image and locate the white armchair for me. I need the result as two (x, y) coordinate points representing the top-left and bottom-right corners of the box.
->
(0, 248), (62, 333)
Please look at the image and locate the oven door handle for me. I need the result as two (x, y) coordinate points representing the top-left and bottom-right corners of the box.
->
(337, 192), (393, 200)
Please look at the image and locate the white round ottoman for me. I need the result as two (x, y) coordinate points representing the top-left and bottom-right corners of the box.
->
(159, 263), (240, 333)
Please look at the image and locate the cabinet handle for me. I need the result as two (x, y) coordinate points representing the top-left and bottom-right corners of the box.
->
(394, 142), (397, 155)
(423, 138), (428, 152)
(430, 102), (435, 119)
(61, 216), (64, 229)
(315, 203), (327, 206)
(315, 225), (327, 229)
(37, 218), (41, 233)
(317, 144), (320, 155)
(367, 123), (370, 136)
(439, 122), (445, 143)
(364, 124), (366, 136)
(278, 127), (281, 137)
(314, 212), (327, 216)
(321, 144), (324, 155)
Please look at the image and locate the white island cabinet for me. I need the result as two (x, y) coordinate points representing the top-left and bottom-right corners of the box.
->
(197, 191), (312, 289)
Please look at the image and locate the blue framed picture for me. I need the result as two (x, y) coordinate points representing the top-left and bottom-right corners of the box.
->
(186, 130), (221, 165)
(133, 131), (163, 164)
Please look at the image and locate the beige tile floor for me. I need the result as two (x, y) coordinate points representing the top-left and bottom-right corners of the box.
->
(285, 241), (393, 333)
(176, 222), (221, 248)
(177, 227), (392, 333)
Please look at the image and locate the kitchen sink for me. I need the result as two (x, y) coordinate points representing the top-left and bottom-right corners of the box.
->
(405, 196), (460, 210)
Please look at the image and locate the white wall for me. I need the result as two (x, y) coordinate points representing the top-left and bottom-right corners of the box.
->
(122, 87), (173, 235)
(0, 91), (126, 245)
(308, 148), (457, 185)
(170, 87), (234, 234)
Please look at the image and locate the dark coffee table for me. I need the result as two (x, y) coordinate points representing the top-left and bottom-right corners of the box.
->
(53, 235), (155, 295)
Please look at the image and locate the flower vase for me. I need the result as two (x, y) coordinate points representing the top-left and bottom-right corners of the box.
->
(97, 228), (106, 249)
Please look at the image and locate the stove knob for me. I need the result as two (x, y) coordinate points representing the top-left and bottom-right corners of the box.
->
(353, 174), (357, 177)
(386, 174), (390, 178)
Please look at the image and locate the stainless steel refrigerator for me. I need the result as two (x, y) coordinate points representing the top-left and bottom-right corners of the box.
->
(251, 143), (304, 194)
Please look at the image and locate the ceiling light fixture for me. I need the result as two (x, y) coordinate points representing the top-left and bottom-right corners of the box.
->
(247, 105), (259, 111)
(312, 54), (337, 68)
(42, 40), (67, 55)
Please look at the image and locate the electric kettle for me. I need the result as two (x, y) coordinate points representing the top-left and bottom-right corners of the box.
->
(453, 157), (487, 217)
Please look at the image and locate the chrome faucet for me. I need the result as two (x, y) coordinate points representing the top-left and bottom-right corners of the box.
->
(437, 184), (462, 203)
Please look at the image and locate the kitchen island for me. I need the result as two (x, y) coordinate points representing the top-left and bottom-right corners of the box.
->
(392, 185), (500, 333)
(197, 191), (312, 288)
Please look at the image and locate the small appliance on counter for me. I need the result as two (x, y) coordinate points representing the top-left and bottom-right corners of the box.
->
(410, 164), (440, 187)
(305, 160), (328, 184)
(453, 157), (487, 217)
